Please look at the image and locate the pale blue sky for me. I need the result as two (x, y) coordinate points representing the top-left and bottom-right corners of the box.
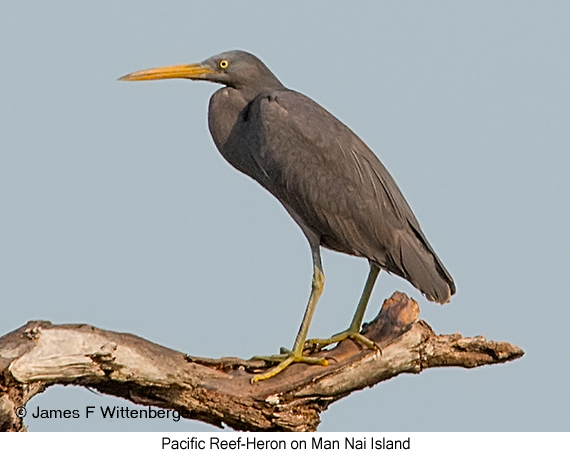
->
(1, 1), (569, 431)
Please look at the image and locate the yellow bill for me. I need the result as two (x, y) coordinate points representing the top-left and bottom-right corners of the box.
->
(119, 63), (214, 81)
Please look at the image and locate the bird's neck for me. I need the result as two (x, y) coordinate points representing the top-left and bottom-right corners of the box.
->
(208, 85), (282, 148)
(208, 87), (248, 151)
(207, 86), (276, 181)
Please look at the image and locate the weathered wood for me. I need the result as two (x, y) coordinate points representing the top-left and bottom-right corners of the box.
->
(0, 292), (524, 432)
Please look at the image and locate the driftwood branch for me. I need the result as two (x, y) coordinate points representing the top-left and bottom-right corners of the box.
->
(0, 292), (523, 432)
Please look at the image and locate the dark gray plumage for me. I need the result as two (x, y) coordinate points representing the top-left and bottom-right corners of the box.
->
(120, 50), (455, 381)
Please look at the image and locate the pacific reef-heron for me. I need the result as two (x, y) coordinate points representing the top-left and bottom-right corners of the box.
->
(120, 50), (456, 381)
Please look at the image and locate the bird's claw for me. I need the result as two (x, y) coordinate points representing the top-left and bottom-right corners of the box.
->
(250, 351), (328, 383)
(306, 330), (380, 353)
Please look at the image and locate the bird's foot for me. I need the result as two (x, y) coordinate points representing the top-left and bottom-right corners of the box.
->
(250, 350), (328, 383)
(306, 330), (378, 352)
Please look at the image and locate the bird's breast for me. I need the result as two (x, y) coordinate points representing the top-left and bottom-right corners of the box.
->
(208, 87), (267, 182)
(208, 88), (244, 149)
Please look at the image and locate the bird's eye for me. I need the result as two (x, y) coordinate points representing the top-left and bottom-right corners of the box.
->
(219, 60), (229, 69)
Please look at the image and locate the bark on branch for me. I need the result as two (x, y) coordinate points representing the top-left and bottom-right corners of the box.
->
(0, 292), (523, 432)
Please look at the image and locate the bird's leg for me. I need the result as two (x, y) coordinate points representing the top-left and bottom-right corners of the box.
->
(307, 263), (381, 351)
(252, 247), (329, 382)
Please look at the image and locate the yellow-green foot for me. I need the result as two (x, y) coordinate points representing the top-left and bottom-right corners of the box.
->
(306, 330), (378, 351)
(250, 352), (328, 383)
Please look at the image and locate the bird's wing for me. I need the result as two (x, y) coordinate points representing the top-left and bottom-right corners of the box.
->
(248, 89), (420, 245)
(246, 89), (455, 302)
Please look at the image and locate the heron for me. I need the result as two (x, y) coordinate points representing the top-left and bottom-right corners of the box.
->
(120, 50), (456, 381)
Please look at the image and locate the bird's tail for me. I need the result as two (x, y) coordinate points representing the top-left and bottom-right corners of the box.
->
(393, 229), (456, 304)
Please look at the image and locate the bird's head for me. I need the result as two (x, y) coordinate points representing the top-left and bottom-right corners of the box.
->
(119, 50), (284, 91)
